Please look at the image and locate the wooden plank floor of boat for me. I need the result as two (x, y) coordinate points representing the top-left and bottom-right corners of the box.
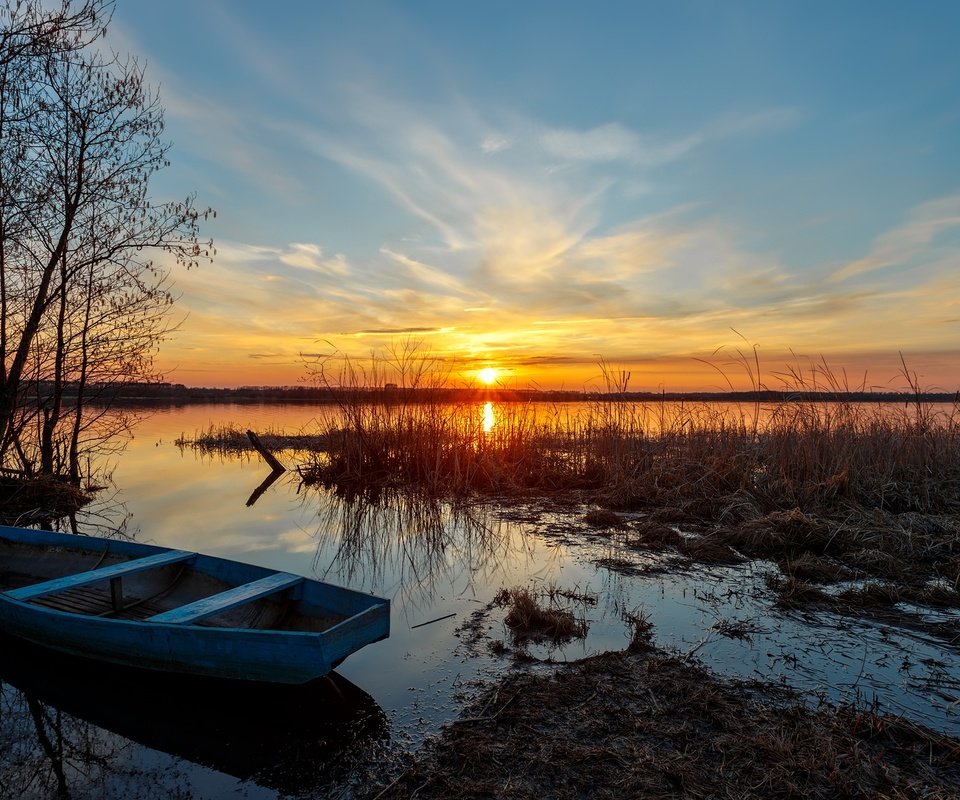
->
(31, 586), (167, 620)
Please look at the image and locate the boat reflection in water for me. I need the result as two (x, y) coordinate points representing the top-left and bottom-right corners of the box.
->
(0, 634), (386, 798)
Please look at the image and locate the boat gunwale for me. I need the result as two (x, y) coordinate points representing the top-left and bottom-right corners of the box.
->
(0, 593), (387, 637)
(0, 525), (389, 637)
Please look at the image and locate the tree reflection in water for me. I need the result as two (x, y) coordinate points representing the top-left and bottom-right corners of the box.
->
(309, 487), (539, 608)
(0, 636), (387, 798)
(1, 686), (196, 799)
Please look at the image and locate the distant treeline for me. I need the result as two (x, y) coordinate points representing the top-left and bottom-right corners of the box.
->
(47, 381), (960, 407)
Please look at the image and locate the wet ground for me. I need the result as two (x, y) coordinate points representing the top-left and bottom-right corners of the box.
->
(453, 503), (960, 736)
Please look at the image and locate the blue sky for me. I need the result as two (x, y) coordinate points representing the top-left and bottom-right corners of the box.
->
(109, 0), (960, 389)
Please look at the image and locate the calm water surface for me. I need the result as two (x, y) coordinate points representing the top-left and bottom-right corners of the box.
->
(1, 402), (959, 798)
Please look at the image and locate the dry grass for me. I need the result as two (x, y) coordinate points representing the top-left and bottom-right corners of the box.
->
(176, 425), (332, 455)
(297, 356), (960, 523)
(839, 582), (903, 607)
(911, 583), (960, 607)
(276, 349), (960, 611)
(0, 475), (92, 523)
(622, 608), (655, 653)
(363, 650), (960, 800)
(625, 520), (682, 548)
(582, 508), (627, 529)
(493, 586), (588, 644)
(778, 552), (853, 583)
(674, 532), (744, 564)
(765, 575), (837, 609)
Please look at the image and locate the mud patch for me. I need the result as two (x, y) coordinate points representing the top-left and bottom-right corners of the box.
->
(365, 650), (960, 800)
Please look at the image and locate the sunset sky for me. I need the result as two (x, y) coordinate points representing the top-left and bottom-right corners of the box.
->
(110, 1), (960, 392)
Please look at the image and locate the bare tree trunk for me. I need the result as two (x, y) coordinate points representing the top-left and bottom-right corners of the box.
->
(68, 260), (95, 485)
(0, 0), (211, 492)
(41, 250), (69, 475)
(0, 171), (83, 457)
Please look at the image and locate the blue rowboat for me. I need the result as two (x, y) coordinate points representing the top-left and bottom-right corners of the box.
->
(0, 525), (389, 683)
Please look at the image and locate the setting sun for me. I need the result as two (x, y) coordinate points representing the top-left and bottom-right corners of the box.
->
(478, 367), (499, 385)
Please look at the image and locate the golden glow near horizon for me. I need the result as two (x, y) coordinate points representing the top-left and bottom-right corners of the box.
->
(478, 367), (499, 385)
(152, 204), (960, 394)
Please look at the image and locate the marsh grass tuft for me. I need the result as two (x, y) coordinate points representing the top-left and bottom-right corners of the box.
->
(494, 586), (588, 644)
(622, 608), (655, 652)
(582, 508), (627, 529)
(777, 553), (853, 584)
(675, 533), (743, 564)
(838, 582), (902, 607)
(765, 574), (837, 609)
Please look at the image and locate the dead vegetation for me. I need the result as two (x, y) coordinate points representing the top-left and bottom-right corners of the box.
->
(0, 475), (92, 524)
(493, 586), (588, 645)
(778, 552), (853, 583)
(765, 574), (836, 609)
(721, 507), (960, 616)
(622, 608), (655, 652)
(363, 649), (960, 800)
(295, 353), (960, 518)
(582, 508), (627, 529)
(202, 351), (960, 624)
(292, 359), (960, 606)
(176, 425), (333, 455)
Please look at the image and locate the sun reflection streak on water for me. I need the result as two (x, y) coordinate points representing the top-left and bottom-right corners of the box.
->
(482, 401), (495, 434)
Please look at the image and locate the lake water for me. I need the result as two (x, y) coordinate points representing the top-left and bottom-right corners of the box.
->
(2, 402), (959, 798)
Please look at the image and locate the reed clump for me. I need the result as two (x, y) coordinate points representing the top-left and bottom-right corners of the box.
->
(777, 553), (853, 583)
(582, 508), (627, 529)
(177, 425), (332, 455)
(494, 586), (588, 644)
(300, 371), (960, 520)
(765, 575), (837, 609)
(296, 351), (960, 604)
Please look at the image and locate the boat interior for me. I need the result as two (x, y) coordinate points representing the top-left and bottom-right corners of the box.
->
(0, 539), (349, 632)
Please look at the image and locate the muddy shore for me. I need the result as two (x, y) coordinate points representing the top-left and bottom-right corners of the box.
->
(362, 645), (960, 799)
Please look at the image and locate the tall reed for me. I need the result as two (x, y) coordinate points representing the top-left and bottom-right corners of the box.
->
(299, 350), (960, 519)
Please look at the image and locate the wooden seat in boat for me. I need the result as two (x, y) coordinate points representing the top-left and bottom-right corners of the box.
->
(3, 550), (196, 602)
(147, 572), (304, 625)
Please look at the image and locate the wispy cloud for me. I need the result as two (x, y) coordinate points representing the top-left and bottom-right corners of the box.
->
(280, 244), (352, 277)
(480, 134), (512, 154)
(120, 5), (957, 390)
(831, 195), (960, 283)
(539, 122), (700, 165)
(356, 327), (442, 335)
(379, 248), (477, 295)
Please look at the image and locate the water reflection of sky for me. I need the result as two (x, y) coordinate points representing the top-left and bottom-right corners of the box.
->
(7, 402), (957, 798)
(106, 405), (598, 745)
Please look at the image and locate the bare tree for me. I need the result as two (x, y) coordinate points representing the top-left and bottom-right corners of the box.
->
(0, 0), (211, 485)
